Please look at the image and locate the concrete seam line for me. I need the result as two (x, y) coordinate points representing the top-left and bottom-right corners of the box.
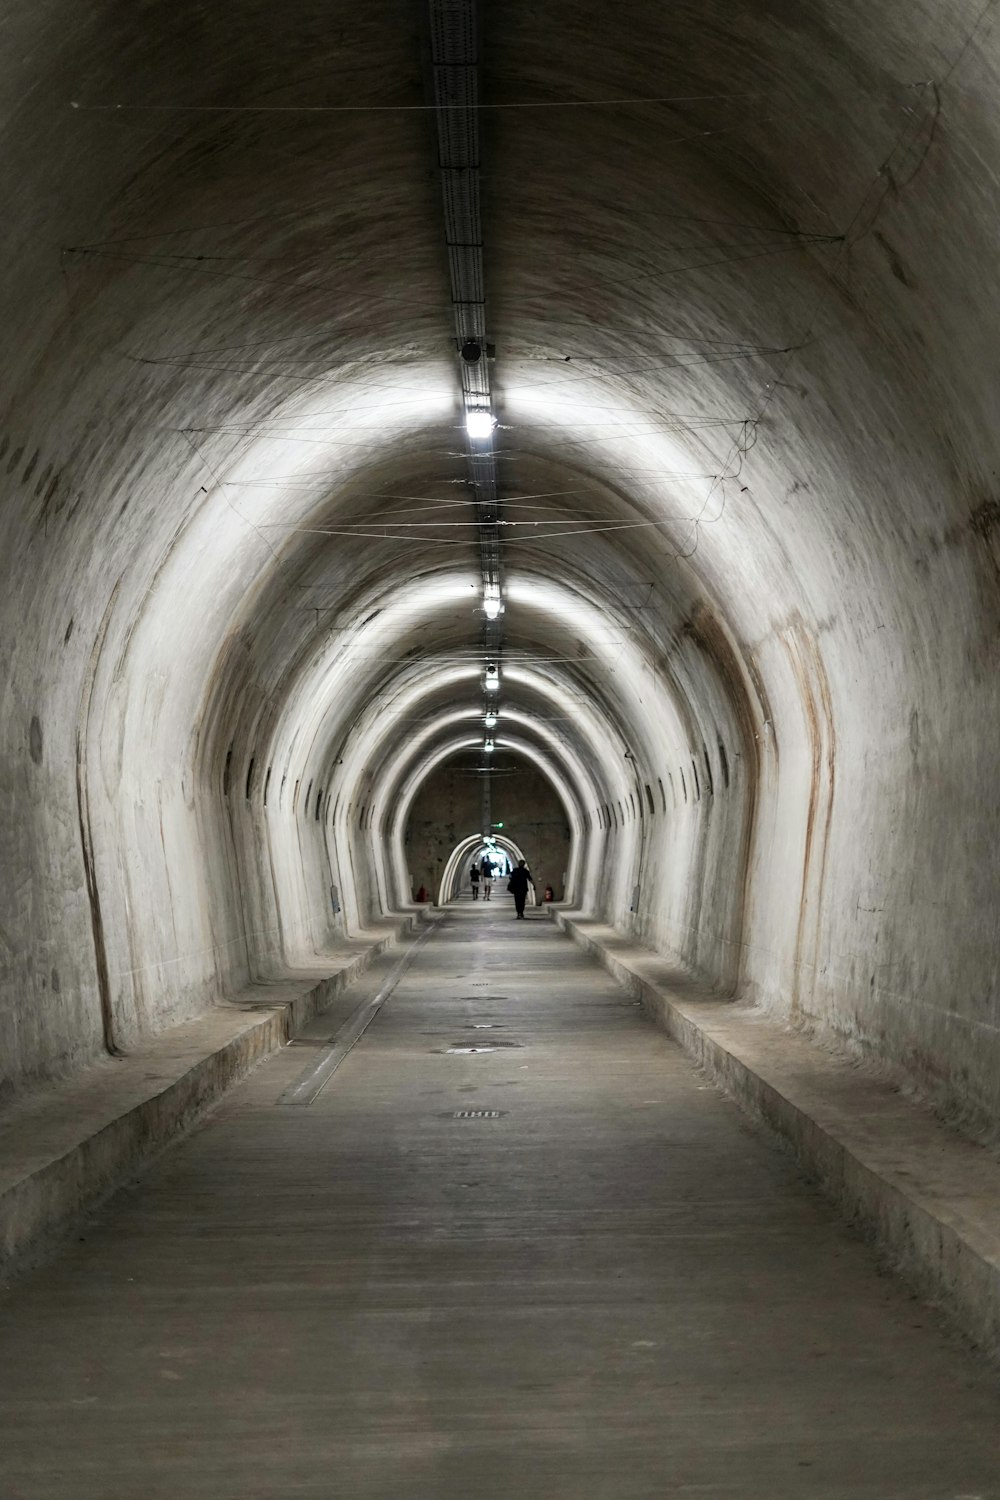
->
(277, 922), (436, 1107)
(553, 910), (1000, 1361)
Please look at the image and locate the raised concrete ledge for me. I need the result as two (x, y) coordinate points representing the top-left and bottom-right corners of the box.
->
(0, 913), (427, 1278)
(554, 910), (1000, 1360)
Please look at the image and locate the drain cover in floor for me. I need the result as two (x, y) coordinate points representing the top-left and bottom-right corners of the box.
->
(455, 1037), (521, 1048)
(446, 1040), (522, 1053)
(450, 1109), (506, 1119)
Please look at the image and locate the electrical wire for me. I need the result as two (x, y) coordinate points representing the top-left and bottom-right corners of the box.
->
(180, 431), (293, 576)
(70, 91), (765, 113)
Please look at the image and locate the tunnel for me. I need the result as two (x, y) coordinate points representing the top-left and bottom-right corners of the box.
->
(2, 1), (1000, 1491)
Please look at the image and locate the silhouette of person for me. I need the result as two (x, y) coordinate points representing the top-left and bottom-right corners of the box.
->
(469, 860), (480, 899)
(480, 854), (493, 900)
(507, 859), (534, 919)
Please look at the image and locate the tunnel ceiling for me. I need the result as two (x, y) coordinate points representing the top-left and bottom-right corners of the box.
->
(12, 0), (991, 773)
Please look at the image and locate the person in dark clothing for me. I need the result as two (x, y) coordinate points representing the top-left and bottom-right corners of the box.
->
(480, 854), (494, 900)
(507, 859), (534, 919)
(469, 861), (481, 899)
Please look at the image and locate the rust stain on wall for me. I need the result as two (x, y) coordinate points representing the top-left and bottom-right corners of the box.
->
(969, 498), (1000, 594)
(683, 601), (769, 987)
(779, 616), (837, 1015)
(76, 575), (125, 1057)
(75, 730), (120, 1057)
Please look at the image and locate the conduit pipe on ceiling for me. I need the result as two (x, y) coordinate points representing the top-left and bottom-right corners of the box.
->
(428, 0), (504, 798)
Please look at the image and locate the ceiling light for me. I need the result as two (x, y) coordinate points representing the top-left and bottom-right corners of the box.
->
(484, 713), (497, 728)
(484, 666), (499, 692)
(484, 740), (495, 754)
(465, 407), (494, 441)
(483, 583), (502, 620)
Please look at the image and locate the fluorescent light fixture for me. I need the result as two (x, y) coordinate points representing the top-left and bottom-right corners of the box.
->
(484, 740), (495, 753)
(483, 713), (497, 728)
(465, 407), (494, 441)
(484, 666), (499, 692)
(483, 585), (502, 620)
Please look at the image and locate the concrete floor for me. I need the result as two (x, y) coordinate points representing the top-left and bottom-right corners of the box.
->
(1, 907), (998, 1498)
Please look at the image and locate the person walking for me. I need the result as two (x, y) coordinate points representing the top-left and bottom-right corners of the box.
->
(507, 859), (534, 919)
(480, 854), (494, 900)
(469, 860), (481, 900)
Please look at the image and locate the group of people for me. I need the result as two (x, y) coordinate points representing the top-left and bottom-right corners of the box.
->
(469, 853), (497, 901)
(469, 854), (535, 918)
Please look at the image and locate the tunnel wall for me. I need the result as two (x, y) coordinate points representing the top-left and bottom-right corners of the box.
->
(554, 594), (760, 998)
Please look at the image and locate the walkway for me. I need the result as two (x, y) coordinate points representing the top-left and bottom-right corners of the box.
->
(1, 907), (998, 1498)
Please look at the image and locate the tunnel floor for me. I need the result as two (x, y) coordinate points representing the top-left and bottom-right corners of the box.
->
(1, 908), (998, 1498)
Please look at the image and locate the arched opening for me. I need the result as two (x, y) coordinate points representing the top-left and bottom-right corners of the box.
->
(399, 743), (570, 916)
(437, 832), (537, 907)
(452, 838), (514, 900)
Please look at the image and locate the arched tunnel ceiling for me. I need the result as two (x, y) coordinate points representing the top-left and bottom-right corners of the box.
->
(5, 0), (1000, 1115)
(14, 0), (990, 758)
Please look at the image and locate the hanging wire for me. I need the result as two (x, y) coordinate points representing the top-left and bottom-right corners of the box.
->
(70, 90), (765, 113)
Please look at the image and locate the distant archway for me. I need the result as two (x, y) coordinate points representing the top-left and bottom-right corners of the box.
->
(437, 833), (538, 908)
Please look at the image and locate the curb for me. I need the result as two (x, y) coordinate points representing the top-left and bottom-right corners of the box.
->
(554, 909), (1000, 1360)
(0, 912), (425, 1278)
